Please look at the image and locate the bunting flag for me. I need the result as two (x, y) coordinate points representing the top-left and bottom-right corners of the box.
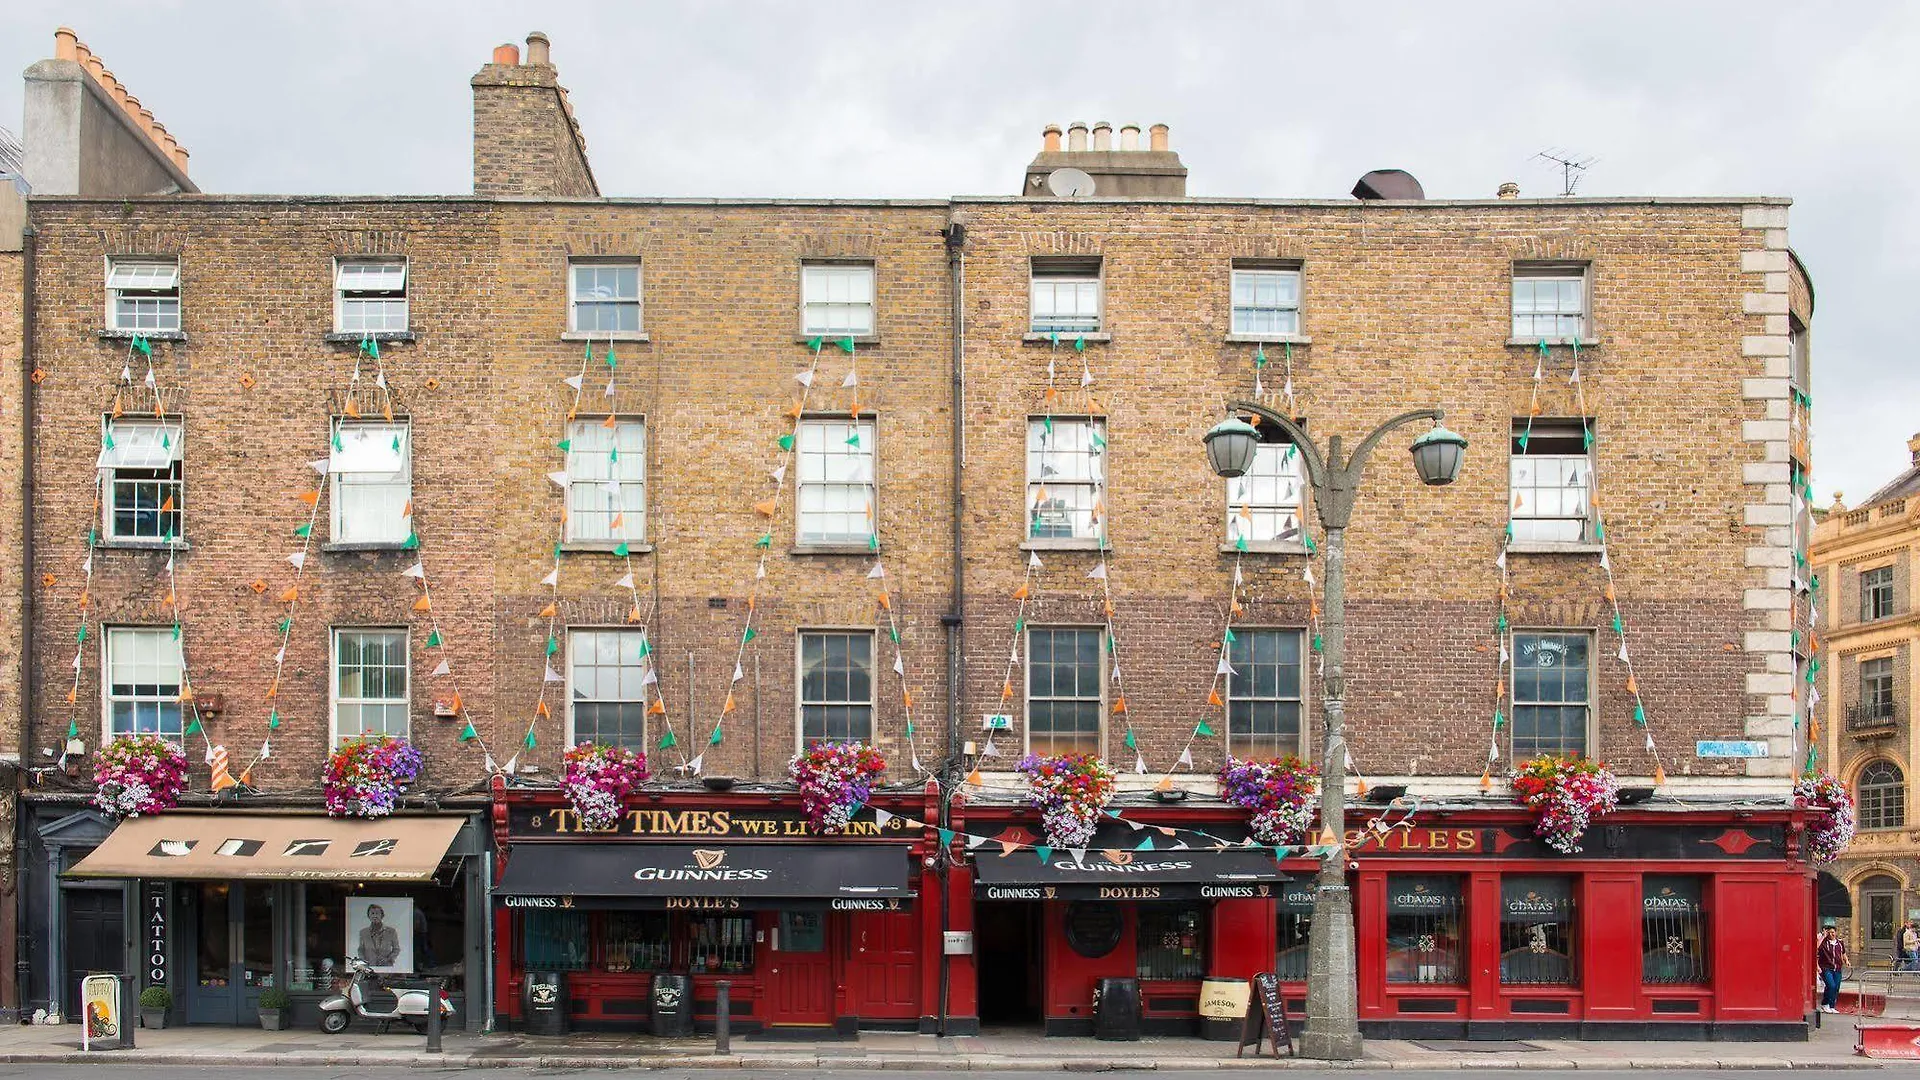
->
(865, 559), (933, 776)
(1787, 378), (1819, 774)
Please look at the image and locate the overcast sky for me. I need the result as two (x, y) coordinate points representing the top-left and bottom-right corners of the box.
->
(4, 2), (1915, 501)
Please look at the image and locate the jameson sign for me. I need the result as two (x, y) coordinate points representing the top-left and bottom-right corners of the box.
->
(509, 805), (913, 839)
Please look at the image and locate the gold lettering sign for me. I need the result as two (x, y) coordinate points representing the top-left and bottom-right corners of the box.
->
(513, 805), (906, 839)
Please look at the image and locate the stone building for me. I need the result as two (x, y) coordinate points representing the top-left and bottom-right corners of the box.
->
(1813, 434), (1920, 962)
(11, 27), (1827, 1037)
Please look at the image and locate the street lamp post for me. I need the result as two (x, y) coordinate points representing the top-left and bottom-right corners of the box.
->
(1204, 403), (1465, 1061)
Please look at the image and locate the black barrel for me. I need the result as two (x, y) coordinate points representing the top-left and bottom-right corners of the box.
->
(523, 971), (568, 1036)
(1093, 976), (1141, 1041)
(650, 973), (693, 1038)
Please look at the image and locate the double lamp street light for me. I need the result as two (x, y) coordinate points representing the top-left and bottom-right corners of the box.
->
(1204, 403), (1466, 1061)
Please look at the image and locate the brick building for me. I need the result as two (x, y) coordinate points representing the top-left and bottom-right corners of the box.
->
(12, 29), (1828, 1038)
(1813, 434), (1920, 962)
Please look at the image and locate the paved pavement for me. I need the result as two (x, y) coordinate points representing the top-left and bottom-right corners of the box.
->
(0, 1017), (1894, 1070)
(0, 1071), (1891, 1080)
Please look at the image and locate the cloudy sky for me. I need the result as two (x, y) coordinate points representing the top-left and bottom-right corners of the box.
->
(4, 2), (1915, 500)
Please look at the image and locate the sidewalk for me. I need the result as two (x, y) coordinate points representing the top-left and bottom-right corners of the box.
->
(0, 1017), (1886, 1070)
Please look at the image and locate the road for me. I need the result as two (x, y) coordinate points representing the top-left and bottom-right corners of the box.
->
(0, 1070), (1887, 1080)
(0, 1060), (1873, 1068)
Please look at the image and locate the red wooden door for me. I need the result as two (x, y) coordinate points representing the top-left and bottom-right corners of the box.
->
(849, 910), (921, 1020)
(767, 910), (835, 1027)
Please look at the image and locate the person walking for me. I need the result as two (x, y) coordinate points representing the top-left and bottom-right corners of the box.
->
(1898, 920), (1920, 973)
(1817, 921), (1847, 1013)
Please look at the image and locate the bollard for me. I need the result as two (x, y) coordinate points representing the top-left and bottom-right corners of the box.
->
(426, 976), (443, 1053)
(714, 980), (731, 1055)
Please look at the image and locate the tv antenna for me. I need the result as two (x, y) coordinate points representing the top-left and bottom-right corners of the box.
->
(1533, 148), (1596, 196)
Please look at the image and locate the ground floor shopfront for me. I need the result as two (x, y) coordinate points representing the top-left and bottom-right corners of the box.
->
(22, 799), (490, 1030)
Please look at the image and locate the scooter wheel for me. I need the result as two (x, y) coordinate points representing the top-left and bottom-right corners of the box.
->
(320, 1010), (350, 1034)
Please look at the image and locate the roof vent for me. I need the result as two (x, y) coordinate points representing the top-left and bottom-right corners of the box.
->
(1352, 169), (1425, 200)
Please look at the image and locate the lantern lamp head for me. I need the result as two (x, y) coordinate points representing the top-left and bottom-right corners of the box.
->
(1204, 417), (1260, 479)
(1409, 425), (1468, 486)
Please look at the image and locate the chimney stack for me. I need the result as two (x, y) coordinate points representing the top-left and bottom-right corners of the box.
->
(1909, 432), (1920, 466)
(471, 31), (599, 197)
(24, 28), (196, 194)
(1497, 182), (1520, 198)
(1022, 119), (1186, 197)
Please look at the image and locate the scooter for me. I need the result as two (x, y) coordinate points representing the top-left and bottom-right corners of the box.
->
(317, 956), (454, 1034)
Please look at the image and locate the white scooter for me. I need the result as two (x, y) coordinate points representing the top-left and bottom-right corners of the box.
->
(317, 956), (454, 1034)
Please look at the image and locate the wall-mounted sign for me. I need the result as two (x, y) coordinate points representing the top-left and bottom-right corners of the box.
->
(508, 805), (913, 840)
(981, 714), (1013, 731)
(1696, 740), (1769, 759)
(144, 883), (168, 988)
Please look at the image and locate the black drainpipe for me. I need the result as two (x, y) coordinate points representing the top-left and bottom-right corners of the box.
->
(937, 217), (967, 1037)
(15, 223), (38, 1021)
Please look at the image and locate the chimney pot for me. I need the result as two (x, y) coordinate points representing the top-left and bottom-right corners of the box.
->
(1042, 124), (1062, 153)
(1091, 121), (1112, 151)
(526, 31), (551, 66)
(1119, 124), (1141, 151)
(54, 27), (79, 61)
(173, 145), (190, 172)
(492, 43), (521, 65)
(1497, 182), (1520, 199)
(138, 107), (157, 136)
(1908, 432), (1920, 465)
(1149, 123), (1169, 152)
(1067, 121), (1089, 152)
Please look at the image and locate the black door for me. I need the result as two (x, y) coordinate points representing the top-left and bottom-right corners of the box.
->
(975, 900), (1043, 1027)
(64, 889), (127, 1018)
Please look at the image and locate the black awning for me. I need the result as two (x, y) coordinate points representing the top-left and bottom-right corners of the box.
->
(973, 847), (1285, 900)
(1817, 871), (1851, 918)
(497, 842), (911, 909)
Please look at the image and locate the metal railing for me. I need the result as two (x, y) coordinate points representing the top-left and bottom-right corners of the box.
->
(1848, 701), (1903, 732)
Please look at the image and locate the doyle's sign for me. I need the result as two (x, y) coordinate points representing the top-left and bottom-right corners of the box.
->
(509, 805), (912, 839)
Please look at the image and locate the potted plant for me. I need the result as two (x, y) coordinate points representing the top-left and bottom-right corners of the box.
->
(1217, 756), (1320, 846)
(1510, 755), (1620, 854)
(562, 742), (650, 830)
(323, 736), (424, 818)
(139, 985), (171, 1030)
(257, 987), (291, 1030)
(94, 735), (189, 818)
(1015, 752), (1117, 848)
(789, 742), (886, 834)
(1794, 771), (1855, 862)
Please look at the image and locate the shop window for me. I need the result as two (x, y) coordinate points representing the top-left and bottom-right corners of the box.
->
(1227, 628), (1305, 758)
(568, 628), (650, 751)
(330, 420), (412, 544)
(568, 260), (642, 335)
(1510, 420), (1593, 543)
(291, 881), (466, 991)
(105, 626), (185, 742)
(685, 914), (756, 973)
(1641, 875), (1709, 985)
(799, 630), (874, 744)
(1027, 626), (1102, 756)
(1226, 423), (1305, 546)
(1499, 876), (1576, 986)
(521, 908), (590, 972)
(1276, 883), (1314, 980)
(1137, 904), (1208, 980)
(564, 417), (646, 543)
(597, 912), (673, 972)
(1511, 631), (1591, 760)
(801, 262), (875, 337)
(100, 417), (184, 542)
(1385, 874), (1464, 985)
(796, 418), (876, 546)
(1028, 417), (1106, 542)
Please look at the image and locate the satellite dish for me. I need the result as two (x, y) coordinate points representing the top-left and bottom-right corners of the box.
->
(1046, 167), (1096, 197)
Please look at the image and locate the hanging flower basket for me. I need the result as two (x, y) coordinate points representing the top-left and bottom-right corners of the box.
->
(1510, 756), (1619, 854)
(324, 736), (423, 818)
(1217, 756), (1320, 846)
(562, 743), (650, 831)
(93, 735), (189, 818)
(1016, 752), (1117, 848)
(1794, 771), (1855, 863)
(789, 742), (886, 834)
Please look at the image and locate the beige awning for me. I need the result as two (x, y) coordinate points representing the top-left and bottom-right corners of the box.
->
(66, 812), (464, 882)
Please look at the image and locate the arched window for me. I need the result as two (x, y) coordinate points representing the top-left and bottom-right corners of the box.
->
(1858, 761), (1906, 831)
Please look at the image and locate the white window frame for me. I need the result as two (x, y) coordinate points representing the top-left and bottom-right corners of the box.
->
(1510, 420), (1593, 543)
(1027, 417), (1106, 543)
(333, 257), (409, 334)
(1511, 263), (1589, 342)
(329, 419), (413, 545)
(566, 627), (651, 751)
(796, 417), (876, 546)
(797, 629), (875, 747)
(330, 627), (410, 744)
(565, 417), (646, 544)
(800, 262), (875, 338)
(106, 257), (181, 332)
(1226, 436), (1305, 545)
(1030, 258), (1103, 335)
(102, 626), (185, 744)
(1230, 265), (1302, 337)
(99, 416), (185, 543)
(1024, 625), (1104, 757)
(567, 259), (643, 335)
(1861, 566), (1895, 622)
(1225, 627), (1308, 759)
(1509, 630), (1594, 760)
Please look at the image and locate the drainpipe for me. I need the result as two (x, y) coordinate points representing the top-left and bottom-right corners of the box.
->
(937, 215), (968, 1037)
(14, 224), (37, 1021)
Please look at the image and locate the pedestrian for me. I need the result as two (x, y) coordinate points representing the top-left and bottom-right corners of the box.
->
(1899, 920), (1920, 973)
(1817, 920), (1847, 1013)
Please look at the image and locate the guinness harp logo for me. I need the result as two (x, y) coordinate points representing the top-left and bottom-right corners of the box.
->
(691, 849), (727, 870)
(1099, 849), (1135, 866)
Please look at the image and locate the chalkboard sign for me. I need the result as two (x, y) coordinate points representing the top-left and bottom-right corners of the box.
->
(1236, 972), (1292, 1058)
